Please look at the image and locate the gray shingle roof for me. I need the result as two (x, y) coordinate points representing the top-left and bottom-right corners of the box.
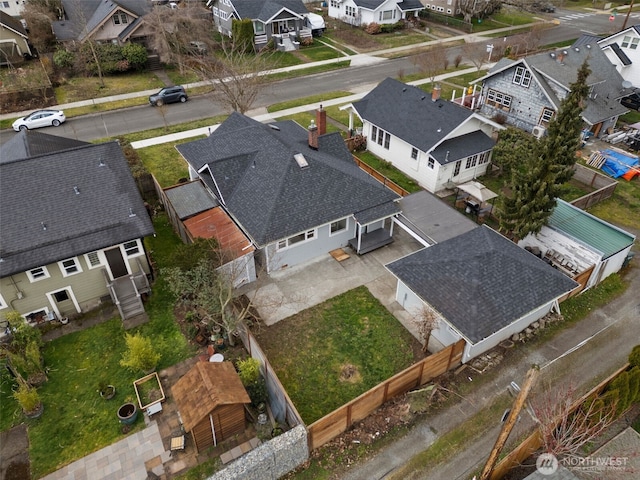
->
(353, 0), (422, 10)
(386, 226), (578, 344)
(0, 141), (154, 277)
(164, 181), (219, 220)
(1, 130), (88, 164)
(233, 0), (308, 22)
(353, 78), (474, 153)
(478, 44), (630, 125)
(354, 0), (385, 9)
(397, 0), (423, 11)
(177, 112), (400, 246)
(53, 0), (150, 41)
(431, 130), (495, 165)
(0, 11), (28, 37)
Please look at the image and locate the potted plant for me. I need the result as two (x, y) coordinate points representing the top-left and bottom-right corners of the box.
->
(120, 333), (160, 374)
(117, 402), (138, 425)
(99, 382), (116, 400)
(13, 382), (43, 419)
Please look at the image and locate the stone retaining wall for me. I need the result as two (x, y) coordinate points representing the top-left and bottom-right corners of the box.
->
(208, 425), (308, 480)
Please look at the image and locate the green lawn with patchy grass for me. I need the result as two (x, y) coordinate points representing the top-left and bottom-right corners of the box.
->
(137, 142), (191, 188)
(298, 43), (345, 62)
(55, 73), (164, 104)
(0, 214), (194, 478)
(255, 286), (421, 424)
(267, 91), (352, 113)
(355, 152), (421, 193)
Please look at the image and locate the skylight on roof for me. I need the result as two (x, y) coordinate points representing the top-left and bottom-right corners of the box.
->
(294, 153), (309, 169)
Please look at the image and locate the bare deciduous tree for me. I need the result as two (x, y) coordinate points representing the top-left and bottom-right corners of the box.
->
(458, 0), (503, 24)
(412, 305), (440, 354)
(531, 382), (618, 461)
(413, 48), (448, 83)
(21, 0), (61, 54)
(462, 41), (487, 71)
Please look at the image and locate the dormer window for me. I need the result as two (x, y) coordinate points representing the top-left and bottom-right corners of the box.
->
(621, 36), (638, 50)
(112, 13), (128, 25)
(513, 66), (532, 87)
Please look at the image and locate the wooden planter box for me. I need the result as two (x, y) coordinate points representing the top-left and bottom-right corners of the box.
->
(133, 372), (165, 410)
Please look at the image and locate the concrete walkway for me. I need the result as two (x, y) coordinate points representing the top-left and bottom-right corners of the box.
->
(0, 22), (546, 123)
(41, 422), (167, 480)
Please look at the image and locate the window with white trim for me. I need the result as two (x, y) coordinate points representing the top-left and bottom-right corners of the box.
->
(213, 6), (219, 17)
(479, 151), (490, 165)
(123, 240), (141, 257)
(453, 160), (461, 176)
(276, 229), (316, 250)
(85, 251), (102, 268)
(330, 218), (348, 235)
(379, 10), (395, 21)
(427, 157), (435, 169)
(621, 36), (639, 49)
(411, 147), (418, 160)
(513, 66), (532, 87)
(330, 0), (339, 7)
(345, 5), (356, 17)
(0, 292), (7, 310)
(59, 257), (82, 277)
(540, 107), (554, 125)
(465, 154), (479, 169)
(371, 125), (378, 143)
(254, 21), (264, 33)
(112, 13), (127, 25)
(486, 89), (512, 110)
(27, 266), (50, 282)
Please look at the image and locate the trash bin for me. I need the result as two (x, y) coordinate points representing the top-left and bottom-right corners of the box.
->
(622, 252), (635, 269)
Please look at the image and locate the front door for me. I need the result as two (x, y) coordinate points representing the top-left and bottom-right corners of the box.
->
(105, 247), (128, 279)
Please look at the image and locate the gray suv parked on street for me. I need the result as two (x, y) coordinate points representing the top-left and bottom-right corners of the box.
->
(149, 86), (188, 106)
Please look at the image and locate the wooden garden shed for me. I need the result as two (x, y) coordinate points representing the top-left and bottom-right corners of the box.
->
(171, 361), (251, 452)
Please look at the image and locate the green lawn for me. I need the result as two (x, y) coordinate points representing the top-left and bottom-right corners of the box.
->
(299, 42), (345, 61)
(0, 214), (194, 478)
(54, 72), (165, 104)
(137, 142), (191, 188)
(254, 286), (421, 424)
(355, 151), (422, 193)
(267, 91), (352, 113)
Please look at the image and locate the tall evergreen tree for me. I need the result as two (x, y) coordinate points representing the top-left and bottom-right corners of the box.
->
(498, 60), (591, 240)
(540, 60), (591, 190)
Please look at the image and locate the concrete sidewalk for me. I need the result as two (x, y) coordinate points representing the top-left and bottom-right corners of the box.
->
(0, 21), (543, 123)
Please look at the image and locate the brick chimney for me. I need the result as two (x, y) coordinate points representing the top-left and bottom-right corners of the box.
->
(308, 120), (318, 150)
(316, 104), (326, 135)
(432, 84), (441, 102)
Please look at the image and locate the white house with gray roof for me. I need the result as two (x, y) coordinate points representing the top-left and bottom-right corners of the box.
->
(474, 43), (631, 138)
(207, 0), (312, 51)
(387, 226), (579, 363)
(597, 25), (640, 89)
(176, 109), (401, 274)
(328, 0), (423, 26)
(52, 0), (151, 45)
(344, 77), (501, 193)
(0, 131), (155, 329)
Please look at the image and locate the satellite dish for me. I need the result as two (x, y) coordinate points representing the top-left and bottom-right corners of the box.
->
(622, 80), (633, 89)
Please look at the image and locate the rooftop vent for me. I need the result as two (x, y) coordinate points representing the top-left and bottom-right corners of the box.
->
(129, 208), (136, 218)
(586, 44), (591, 49)
(562, 50), (568, 55)
(421, 96), (426, 100)
(269, 124), (280, 131)
(41, 222), (47, 231)
(574, 47), (580, 52)
(73, 186), (80, 195)
(293, 153), (309, 169)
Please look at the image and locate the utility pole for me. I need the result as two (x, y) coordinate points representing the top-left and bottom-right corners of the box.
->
(479, 365), (540, 480)
(621, 0), (635, 31)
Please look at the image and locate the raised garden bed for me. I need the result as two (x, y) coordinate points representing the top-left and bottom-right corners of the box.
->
(133, 372), (165, 410)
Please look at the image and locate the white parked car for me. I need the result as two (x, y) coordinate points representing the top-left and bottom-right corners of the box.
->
(12, 110), (66, 131)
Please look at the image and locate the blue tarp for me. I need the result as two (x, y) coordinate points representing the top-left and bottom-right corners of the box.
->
(600, 149), (639, 178)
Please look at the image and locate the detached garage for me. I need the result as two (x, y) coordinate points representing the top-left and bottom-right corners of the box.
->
(172, 362), (251, 452)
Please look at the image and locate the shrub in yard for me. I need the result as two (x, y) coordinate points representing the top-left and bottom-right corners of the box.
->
(13, 382), (41, 414)
(120, 333), (160, 373)
(121, 42), (148, 70)
(350, 134), (367, 152)
(380, 22), (403, 33)
(53, 48), (74, 70)
(364, 22), (381, 35)
(237, 357), (268, 407)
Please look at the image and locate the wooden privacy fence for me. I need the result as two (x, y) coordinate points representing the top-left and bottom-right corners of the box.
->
(570, 164), (617, 210)
(307, 339), (465, 451)
(489, 363), (630, 480)
(351, 156), (410, 197)
(237, 324), (304, 429)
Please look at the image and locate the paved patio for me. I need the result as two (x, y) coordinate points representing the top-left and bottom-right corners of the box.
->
(243, 227), (428, 342)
